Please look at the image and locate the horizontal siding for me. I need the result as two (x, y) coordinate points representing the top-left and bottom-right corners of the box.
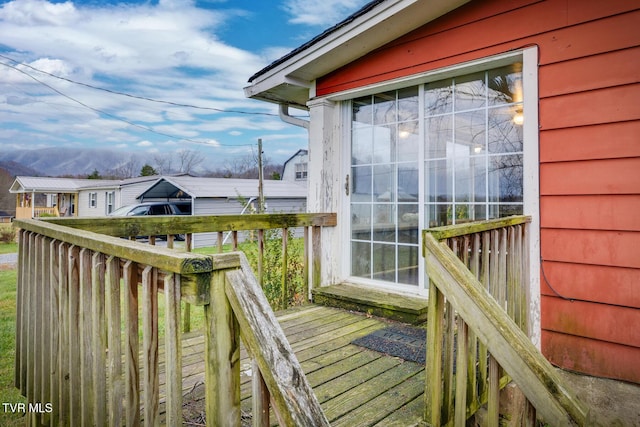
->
(540, 195), (640, 231)
(539, 47), (640, 98)
(542, 330), (640, 383)
(541, 229), (640, 269)
(317, 1), (640, 95)
(539, 84), (640, 130)
(541, 296), (640, 347)
(540, 158), (640, 195)
(540, 121), (640, 162)
(541, 261), (640, 308)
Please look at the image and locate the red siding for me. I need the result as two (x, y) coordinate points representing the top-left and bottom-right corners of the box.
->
(540, 121), (640, 162)
(542, 331), (640, 383)
(541, 261), (640, 308)
(315, 0), (640, 382)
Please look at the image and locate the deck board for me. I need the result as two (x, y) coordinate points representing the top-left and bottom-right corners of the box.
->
(161, 304), (425, 426)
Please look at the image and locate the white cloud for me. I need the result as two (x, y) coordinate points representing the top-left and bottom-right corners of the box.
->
(283, 0), (370, 26)
(137, 140), (153, 147)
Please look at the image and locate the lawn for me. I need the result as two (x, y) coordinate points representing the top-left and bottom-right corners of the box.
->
(0, 268), (26, 427)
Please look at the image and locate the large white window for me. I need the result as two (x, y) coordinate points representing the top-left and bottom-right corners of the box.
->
(348, 55), (531, 291)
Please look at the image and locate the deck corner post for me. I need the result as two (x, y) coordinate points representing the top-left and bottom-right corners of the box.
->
(204, 267), (241, 427)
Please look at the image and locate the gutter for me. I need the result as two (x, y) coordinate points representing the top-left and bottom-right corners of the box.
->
(279, 103), (309, 129)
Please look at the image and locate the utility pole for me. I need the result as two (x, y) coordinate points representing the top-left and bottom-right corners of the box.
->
(257, 138), (265, 213)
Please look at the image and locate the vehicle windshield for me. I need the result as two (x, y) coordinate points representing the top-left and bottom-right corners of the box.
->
(109, 205), (136, 216)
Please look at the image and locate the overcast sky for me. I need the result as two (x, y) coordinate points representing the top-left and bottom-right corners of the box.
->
(0, 0), (370, 169)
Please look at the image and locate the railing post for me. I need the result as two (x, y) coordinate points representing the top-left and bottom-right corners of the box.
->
(281, 227), (289, 309)
(425, 279), (444, 426)
(205, 267), (241, 426)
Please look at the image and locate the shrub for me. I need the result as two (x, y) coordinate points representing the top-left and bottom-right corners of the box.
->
(0, 227), (16, 244)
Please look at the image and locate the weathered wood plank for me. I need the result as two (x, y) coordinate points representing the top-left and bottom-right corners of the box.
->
(49, 239), (60, 426)
(68, 245), (81, 426)
(252, 359), (270, 427)
(46, 212), (338, 236)
(40, 237), (52, 426)
(58, 242), (70, 425)
(225, 254), (329, 427)
(163, 272), (182, 426)
(425, 215), (531, 241)
(205, 268), (241, 427)
(79, 248), (93, 427)
(106, 256), (124, 426)
(142, 266), (160, 426)
(14, 230), (26, 392)
(424, 233), (589, 426)
(281, 227), (289, 310)
(124, 260), (140, 427)
(454, 319), (468, 427)
(91, 252), (107, 426)
(425, 281), (444, 426)
(13, 219), (213, 275)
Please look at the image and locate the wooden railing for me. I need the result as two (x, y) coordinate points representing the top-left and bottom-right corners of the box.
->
(14, 213), (335, 426)
(15, 206), (60, 219)
(423, 216), (589, 426)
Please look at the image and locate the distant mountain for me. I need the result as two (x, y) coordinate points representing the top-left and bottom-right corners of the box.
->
(0, 160), (40, 177)
(0, 148), (144, 177)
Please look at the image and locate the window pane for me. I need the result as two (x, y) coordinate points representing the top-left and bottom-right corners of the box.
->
(373, 91), (396, 124)
(425, 79), (452, 115)
(397, 121), (419, 161)
(454, 72), (486, 111)
(398, 87), (419, 121)
(373, 204), (395, 243)
(352, 125), (372, 164)
(374, 164), (394, 201)
(488, 154), (523, 203)
(455, 110), (486, 154)
(426, 158), (452, 202)
(398, 163), (419, 201)
(488, 63), (523, 106)
(351, 241), (371, 278)
(372, 243), (396, 282)
(351, 204), (371, 240)
(373, 124), (395, 163)
(398, 245), (419, 285)
(353, 96), (373, 124)
(488, 105), (523, 153)
(398, 204), (418, 244)
(425, 204), (451, 228)
(352, 165), (372, 201)
(426, 114), (452, 159)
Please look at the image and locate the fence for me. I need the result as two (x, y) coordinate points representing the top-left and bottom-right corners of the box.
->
(14, 213), (335, 426)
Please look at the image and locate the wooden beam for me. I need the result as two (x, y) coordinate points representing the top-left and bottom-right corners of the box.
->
(424, 215), (531, 241)
(46, 212), (338, 236)
(13, 219), (213, 275)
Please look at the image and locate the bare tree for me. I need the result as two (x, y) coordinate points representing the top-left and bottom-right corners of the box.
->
(177, 149), (204, 174)
(110, 159), (141, 179)
(153, 154), (173, 175)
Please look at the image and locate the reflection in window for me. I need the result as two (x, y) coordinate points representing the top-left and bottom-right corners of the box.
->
(349, 62), (525, 287)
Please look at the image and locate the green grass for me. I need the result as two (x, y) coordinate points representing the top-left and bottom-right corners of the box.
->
(0, 268), (26, 427)
(0, 243), (18, 255)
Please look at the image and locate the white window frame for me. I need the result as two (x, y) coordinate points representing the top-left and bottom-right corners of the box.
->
(105, 191), (115, 214)
(88, 192), (97, 209)
(330, 48), (539, 308)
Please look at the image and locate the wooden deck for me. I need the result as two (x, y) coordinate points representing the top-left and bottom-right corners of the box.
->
(163, 304), (425, 426)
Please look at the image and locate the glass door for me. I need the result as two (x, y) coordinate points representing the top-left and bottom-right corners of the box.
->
(349, 62), (524, 292)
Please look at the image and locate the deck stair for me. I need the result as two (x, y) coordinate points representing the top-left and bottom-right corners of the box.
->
(312, 283), (429, 324)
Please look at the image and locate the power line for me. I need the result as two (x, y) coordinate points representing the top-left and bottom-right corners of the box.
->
(0, 60), (256, 148)
(0, 53), (285, 116)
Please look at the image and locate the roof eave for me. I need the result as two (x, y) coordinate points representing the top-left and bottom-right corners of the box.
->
(244, 0), (470, 106)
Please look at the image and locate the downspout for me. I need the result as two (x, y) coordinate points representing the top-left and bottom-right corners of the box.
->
(279, 103), (309, 129)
